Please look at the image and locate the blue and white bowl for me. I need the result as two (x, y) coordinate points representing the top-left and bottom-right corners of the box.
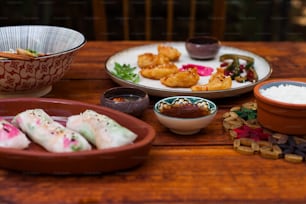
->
(0, 25), (86, 97)
(154, 96), (217, 135)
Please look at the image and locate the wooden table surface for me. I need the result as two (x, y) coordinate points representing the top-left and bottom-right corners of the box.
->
(1, 41), (306, 204)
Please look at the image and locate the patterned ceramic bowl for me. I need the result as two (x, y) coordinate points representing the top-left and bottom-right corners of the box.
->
(154, 96), (217, 135)
(0, 25), (86, 97)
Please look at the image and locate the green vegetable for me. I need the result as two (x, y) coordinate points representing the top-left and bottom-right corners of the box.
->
(112, 62), (140, 83)
(26, 49), (39, 57)
(220, 54), (258, 83)
(234, 107), (257, 120)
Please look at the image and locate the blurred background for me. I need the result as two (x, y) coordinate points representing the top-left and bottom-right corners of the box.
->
(0, 0), (305, 41)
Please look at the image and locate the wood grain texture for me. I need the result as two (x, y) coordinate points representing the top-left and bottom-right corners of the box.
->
(1, 148), (306, 203)
(1, 41), (306, 204)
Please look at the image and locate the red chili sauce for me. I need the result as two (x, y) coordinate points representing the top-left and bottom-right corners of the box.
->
(160, 104), (210, 118)
(111, 94), (141, 103)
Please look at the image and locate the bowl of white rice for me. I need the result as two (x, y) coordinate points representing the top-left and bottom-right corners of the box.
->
(254, 79), (306, 135)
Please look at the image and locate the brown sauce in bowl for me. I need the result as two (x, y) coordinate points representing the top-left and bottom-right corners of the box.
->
(160, 104), (210, 118)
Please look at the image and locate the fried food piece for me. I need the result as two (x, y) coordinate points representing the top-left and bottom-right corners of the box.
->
(137, 53), (170, 69)
(191, 68), (232, 91)
(157, 44), (181, 61)
(160, 68), (199, 88)
(140, 63), (179, 80)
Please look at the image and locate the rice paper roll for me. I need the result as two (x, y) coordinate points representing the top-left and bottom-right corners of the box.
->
(12, 109), (92, 153)
(0, 117), (30, 149)
(66, 110), (137, 149)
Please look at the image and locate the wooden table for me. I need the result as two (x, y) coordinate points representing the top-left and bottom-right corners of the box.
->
(1, 41), (306, 204)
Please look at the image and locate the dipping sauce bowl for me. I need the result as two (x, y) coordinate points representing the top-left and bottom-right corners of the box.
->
(185, 36), (220, 60)
(154, 96), (217, 135)
(101, 87), (149, 117)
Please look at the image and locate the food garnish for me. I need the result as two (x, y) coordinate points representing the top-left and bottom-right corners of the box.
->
(0, 48), (46, 60)
(0, 51), (33, 60)
(16, 48), (39, 57)
(112, 62), (140, 83)
(220, 54), (258, 83)
(179, 64), (214, 76)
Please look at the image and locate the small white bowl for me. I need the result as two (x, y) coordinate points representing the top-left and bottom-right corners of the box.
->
(154, 96), (217, 135)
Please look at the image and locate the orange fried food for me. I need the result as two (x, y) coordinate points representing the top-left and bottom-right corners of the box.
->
(160, 68), (200, 88)
(137, 53), (170, 69)
(140, 63), (179, 80)
(191, 68), (232, 91)
(157, 44), (181, 61)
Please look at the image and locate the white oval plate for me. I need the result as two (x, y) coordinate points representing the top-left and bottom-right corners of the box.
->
(105, 42), (272, 99)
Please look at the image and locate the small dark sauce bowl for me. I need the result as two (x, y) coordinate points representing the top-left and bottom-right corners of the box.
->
(185, 36), (220, 60)
(101, 87), (149, 117)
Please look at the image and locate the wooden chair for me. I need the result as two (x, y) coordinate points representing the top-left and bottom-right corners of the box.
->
(92, 0), (226, 41)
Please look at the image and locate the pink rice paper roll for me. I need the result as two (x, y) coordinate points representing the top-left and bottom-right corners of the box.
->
(12, 109), (92, 153)
(0, 117), (30, 149)
(66, 110), (138, 149)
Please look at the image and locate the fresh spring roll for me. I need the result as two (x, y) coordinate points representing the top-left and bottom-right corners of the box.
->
(0, 117), (30, 149)
(66, 110), (137, 149)
(12, 109), (92, 153)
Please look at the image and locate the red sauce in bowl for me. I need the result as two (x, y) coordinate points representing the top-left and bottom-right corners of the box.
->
(111, 95), (141, 103)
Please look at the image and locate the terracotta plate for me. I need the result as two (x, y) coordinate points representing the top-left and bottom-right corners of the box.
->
(105, 42), (272, 99)
(0, 98), (156, 174)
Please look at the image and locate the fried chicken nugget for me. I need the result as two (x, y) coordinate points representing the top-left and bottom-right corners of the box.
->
(191, 68), (232, 91)
(157, 44), (181, 61)
(160, 68), (200, 88)
(137, 53), (170, 69)
(140, 63), (179, 80)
